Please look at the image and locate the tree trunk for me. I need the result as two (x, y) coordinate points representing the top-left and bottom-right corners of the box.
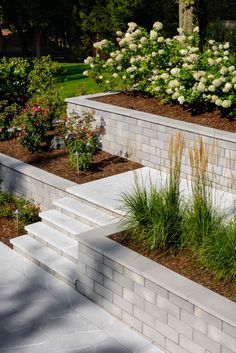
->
(0, 27), (7, 57)
(35, 28), (42, 58)
(179, 1), (198, 33)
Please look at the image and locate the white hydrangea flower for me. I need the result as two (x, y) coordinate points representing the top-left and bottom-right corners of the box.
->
(129, 44), (138, 51)
(228, 66), (235, 73)
(106, 80), (110, 84)
(208, 85), (216, 92)
(158, 49), (164, 55)
(84, 56), (92, 64)
(223, 42), (230, 49)
(223, 56), (229, 61)
(166, 88), (173, 94)
(83, 70), (88, 76)
(161, 73), (169, 80)
(170, 68), (180, 76)
(134, 29), (141, 36)
(107, 58), (113, 65)
(220, 66), (228, 75)
(100, 39), (109, 47)
(128, 22), (137, 29)
(180, 49), (187, 56)
(222, 82), (232, 93)
(153, 22), (163, 31)
(212, 79), (221, 87)
(177, 27), (183, 34)
(116, 31), (123, 37)
(155, 86), (160, 92)
(222, 100), (231, 108)
(178, 96), (185, 104)
(197, 82), (205, 92)
(208, 40), (215, 45)
(215, 99), (222, 106)
(157, 36), (164, 43)
(193, 26), (199, 33)
(113, 73), (118, 78)
(98, 75), (103, 80)
(150, 30), (158, 40)
(140, 37), (148, 44)
(115, 54), (123, 61)
(122, 75), (127, 80)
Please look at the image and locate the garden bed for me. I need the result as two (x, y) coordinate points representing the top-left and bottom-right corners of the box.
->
(0, 138), (141, 184)
(110, 232), (236, 302)
(93, 93), (236, 133)
(0, 217), (22, 247)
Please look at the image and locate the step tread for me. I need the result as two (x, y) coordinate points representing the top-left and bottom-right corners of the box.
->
(39, 209), (93, 235)
(10, 235), (78, 284)
(54, 197), (116, 226)
(26, 222), (78, 260)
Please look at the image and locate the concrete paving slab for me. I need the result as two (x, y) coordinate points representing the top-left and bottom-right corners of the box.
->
(0, 242), (164, 353)
(67, 167), (235, 216)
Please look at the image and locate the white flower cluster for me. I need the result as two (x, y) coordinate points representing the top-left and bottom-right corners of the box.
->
(84, 22), (236, 116)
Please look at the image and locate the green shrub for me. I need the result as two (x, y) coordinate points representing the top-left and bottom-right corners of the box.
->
(199, 218), (236, 281)
(85, 21), (236, 118)
(0, 56), (62, 141)
(122, 134), (184, 251)
(0, 191), (39, 226)
(18, 106), (52, 153)
(65, 111), (105, 171)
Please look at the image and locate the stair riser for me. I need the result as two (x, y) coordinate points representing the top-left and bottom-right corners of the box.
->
(54, 206), (102, 228)
(40, 219), (79, 240)
(12, 244), (76, 289)
(27, 231), (78, 264)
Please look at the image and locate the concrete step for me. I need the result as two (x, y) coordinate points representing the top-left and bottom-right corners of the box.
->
(53, 197), (117, 228)
(26, 222), (78, 263)
(39, 209), (93, 239)
(10, 235), (79, 288)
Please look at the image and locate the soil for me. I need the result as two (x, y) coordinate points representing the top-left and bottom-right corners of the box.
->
(0, 138), (142, 184)
(109, 232), (236, 302)
(0, 217), (24, 247)
(93, 93), (236, 133)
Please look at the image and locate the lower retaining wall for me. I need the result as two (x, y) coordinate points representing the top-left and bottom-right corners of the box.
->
(0, 153), (77, 209)
(75, 223), (236, 353)
(66, 93), (236, 194)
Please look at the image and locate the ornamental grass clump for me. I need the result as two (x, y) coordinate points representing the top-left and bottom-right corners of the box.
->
(199, 218), (236, 281)
(181, 138), (224, 248)
(122, 133), (184, 251)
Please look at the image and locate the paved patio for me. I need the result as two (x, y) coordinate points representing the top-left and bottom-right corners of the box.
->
(0, 242), (163, 353)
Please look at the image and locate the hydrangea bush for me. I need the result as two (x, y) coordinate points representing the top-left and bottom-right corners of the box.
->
(84, 22), (236, 118)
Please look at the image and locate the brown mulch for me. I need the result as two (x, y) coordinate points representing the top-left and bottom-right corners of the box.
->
(110, 232), (236, 302)
(0, 217), (24, 247)
(93, 93), (236, 133)
(0, 138), (142, 184)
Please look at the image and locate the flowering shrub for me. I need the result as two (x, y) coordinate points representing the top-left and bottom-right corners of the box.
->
(18, 106), (52, 153)
(84, 22), (236, 118)
(65, 111), (105, 171)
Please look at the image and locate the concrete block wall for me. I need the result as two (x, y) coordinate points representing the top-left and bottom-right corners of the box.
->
(66, 94), (236, 193)
(0, 153), (77, 209)
(76, 224), (236, 353)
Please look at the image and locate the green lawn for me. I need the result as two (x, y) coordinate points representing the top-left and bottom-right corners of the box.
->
(56, 63), (101, 99)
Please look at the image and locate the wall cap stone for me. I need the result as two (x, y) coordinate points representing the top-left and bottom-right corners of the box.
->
(0, 153), (77, 191)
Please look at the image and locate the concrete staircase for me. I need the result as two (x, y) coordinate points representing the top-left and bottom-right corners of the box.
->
(10, 196), (119, 288)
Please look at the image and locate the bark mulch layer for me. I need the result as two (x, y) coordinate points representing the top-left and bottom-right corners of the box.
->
(110, 232), (236, 302)
(0, 138), (142, 184)
(0, 217), (24, 248)
(93, 93), (236, 133)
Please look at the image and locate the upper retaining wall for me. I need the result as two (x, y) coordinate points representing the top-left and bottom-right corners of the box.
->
(0, 153), (77, 209)
(66, 93), (236, 193)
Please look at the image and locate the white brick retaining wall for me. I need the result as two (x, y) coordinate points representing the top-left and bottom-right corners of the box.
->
(0, 153), (77, 209)
(75, 222), (236, 353)
(66, 93), (236, 194)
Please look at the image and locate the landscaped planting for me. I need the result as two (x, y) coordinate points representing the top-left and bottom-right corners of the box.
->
(0, 56), (63, 143)
(64, 111), (105, 171)
(84, 21), (236, 118)
(0, 190), (40, 247)
(121, 135), (236, 285)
